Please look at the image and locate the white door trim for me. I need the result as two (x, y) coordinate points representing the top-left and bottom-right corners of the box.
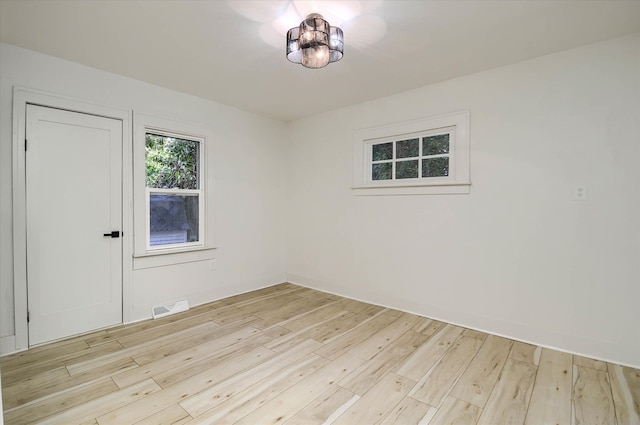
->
(11, 86), (133, 351)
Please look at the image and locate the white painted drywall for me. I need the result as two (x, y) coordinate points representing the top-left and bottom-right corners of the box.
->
(2, 34), (639, 368)
(0, 43), (288, 350)
(286, 34), (640, 367)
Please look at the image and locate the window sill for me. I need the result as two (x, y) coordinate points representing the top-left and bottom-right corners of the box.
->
(352, 182), (470, 196)
(133, 246), (217, 269)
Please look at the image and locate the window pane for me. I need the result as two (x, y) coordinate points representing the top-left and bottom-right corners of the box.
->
(422, 157), (449, 177)
(372, 142), (393, 161)
(150, 194), (199, 246)
(396, 138), (419, 158)
(396, 160), (418, 179)
(372, 163), (392, 180)
(146, 133), (199, 189)
(423, 134), (450, 155)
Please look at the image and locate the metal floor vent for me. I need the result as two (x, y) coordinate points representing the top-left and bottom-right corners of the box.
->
(152, 299), (189, 319)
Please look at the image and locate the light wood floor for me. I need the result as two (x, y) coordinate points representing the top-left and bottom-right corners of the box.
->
(1, 283), (639, 425)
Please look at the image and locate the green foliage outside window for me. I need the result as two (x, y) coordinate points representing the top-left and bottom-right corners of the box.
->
(145, 134), (199, 189)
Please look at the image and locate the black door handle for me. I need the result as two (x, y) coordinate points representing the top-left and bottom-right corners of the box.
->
(103, 231), (121, 238)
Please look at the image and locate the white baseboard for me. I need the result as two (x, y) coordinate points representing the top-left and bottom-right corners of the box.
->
(286, 276), (640, 370)
(0, 370), (4, 425)
(0, 335), (16, 357)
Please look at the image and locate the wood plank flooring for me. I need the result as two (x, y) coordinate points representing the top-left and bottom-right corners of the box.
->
(2, 283), (639, 425)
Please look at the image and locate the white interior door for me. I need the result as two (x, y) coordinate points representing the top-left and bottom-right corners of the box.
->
(26, 104), (123, 346)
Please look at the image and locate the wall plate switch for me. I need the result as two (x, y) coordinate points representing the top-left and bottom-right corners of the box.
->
(573, 184), (587, 201)
(209, 259), (216, 270)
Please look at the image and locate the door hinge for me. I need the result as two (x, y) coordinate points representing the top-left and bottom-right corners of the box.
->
(25, 139), (27, 151)
(27, 311), (30, 323)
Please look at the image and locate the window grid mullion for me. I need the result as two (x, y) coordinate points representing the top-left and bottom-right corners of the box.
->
(392, 141), (396, 180)
(422, 153), (450, 160)
(418, 136), (423, 178)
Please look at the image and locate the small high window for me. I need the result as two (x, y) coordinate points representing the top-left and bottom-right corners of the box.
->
(353, 111), (470, 195)
(370, 131), (452, 182)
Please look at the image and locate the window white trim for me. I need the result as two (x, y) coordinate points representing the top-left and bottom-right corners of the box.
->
(133, 113), (215, 260)
(353, 110), (470, 195)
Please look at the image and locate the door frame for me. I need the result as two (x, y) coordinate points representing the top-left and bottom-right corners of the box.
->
(12, 86), (133, 350)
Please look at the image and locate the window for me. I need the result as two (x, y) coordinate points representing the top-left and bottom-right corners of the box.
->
(133, 113), (214, 260)
(353, 111), (470, 195)
(370, 130), (453, 181)
(145, 132), (203, 249)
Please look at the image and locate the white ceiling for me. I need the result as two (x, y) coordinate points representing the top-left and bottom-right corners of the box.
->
(2, 0), (640, 122)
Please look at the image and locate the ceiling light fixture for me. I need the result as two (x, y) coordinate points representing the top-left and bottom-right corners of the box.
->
(286, 13), (343, 69)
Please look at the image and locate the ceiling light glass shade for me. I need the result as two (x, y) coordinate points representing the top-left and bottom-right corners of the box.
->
(286, 13), (343, 69)
(286, 27), (302, 63)
(329, 27), (344, 62)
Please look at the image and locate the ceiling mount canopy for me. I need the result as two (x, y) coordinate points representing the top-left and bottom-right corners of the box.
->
(286, 13), (343, 69)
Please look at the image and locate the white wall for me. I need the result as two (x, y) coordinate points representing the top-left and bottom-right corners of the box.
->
(0, 43), (288, 351)
(286, 34), (640, 368)
(2, 34), (639, 368)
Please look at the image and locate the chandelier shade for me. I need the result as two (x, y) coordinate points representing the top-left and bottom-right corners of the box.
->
(287, 13), (343, 69)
